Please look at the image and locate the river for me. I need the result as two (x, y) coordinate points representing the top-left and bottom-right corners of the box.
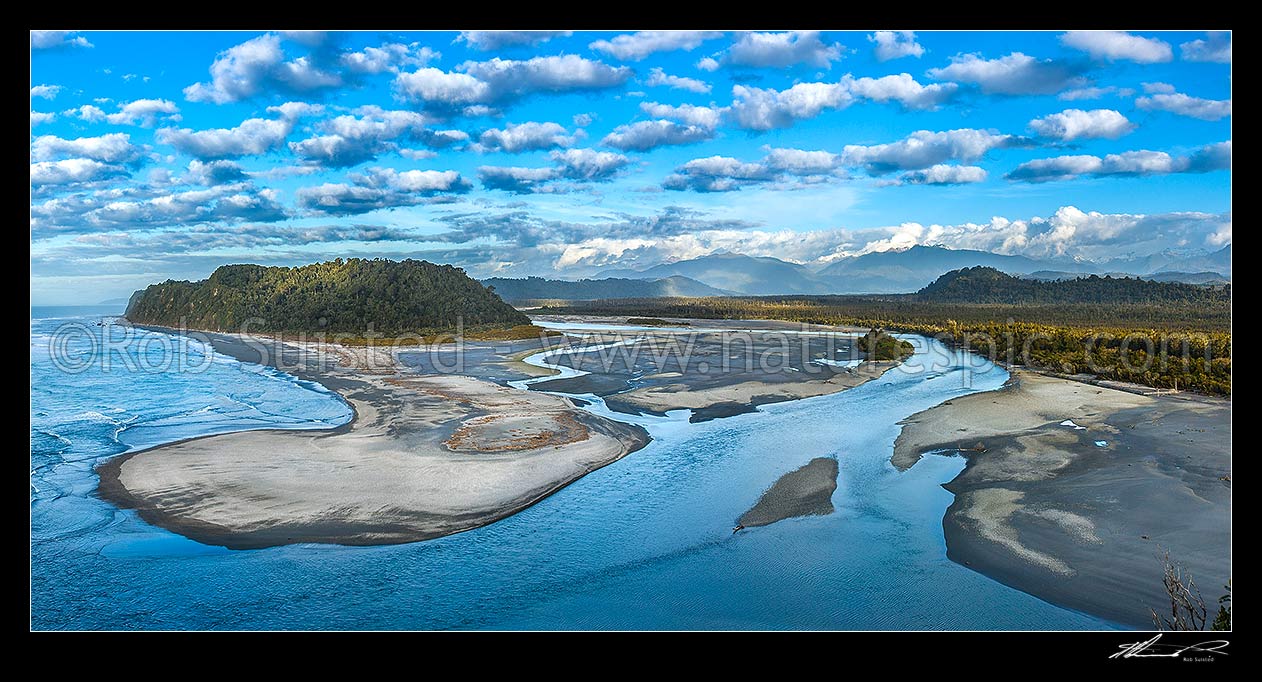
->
(30, 310), (1117, 630)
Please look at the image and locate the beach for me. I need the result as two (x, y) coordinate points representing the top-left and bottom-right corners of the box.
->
(893, 369), (1231, 628)
(98, 330), (648, 549)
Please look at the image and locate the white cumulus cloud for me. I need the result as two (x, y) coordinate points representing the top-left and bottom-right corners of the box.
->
(845, 74), (957, 110)
(927, 52), (1085, 95)
(395, 55), (631, 112)
(662, 147), (846, 193)
(868, 31), (924, 61)
(724, 30), (843, 69)
(645, 67), (711, 93)
(589, 31), (722, 61)
(1180, 32), (1231, 63)
(638, 102), (725, 129)
(30, 84), (62, 100)
(31, 133), (143, 163)
(158, 117), (297, 160)
(1060, 30), (1172, 63)
(1007, 141), (1231, 182)
(297, 167), (469, 215)
(601, 120), (715, 151)
(183, 33), (342, 104)
(842, 129), (1021, 173)
(1028, 109), (1135, 141)
(30, 159), (124, 186)
(476, 121), (581, 153)
(1058, 85), (1134, 101)
(729, 81), (849, 130)
(898, 164), (987, 185)
(1136, 93), (1231, 121)
(30, 31), (92, 49)
(341, 43), (439, 74)
(105, 99), (181, 127)
(763, 147), (843, 174)
(729, 73), (956, 131)
(550, 148), (631, 180)
(457, 31), (572, 50)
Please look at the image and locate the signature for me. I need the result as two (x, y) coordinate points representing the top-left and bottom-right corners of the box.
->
(1111, 634), (1230, 659)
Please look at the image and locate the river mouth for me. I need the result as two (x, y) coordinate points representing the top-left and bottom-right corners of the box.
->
(31, 313), (1119, 630)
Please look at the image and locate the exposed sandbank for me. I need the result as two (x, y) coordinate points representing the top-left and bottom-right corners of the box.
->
(98, 332), (648, 549)
(610, 361), (900, 422)
(738, 457), (838, 528)
(524, 317), (900, 423)
(894, 370), (1231, 628)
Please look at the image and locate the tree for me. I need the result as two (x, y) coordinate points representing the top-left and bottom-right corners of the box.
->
(1150, 549), (1208, 631)
(1211, 580), (1231, 631)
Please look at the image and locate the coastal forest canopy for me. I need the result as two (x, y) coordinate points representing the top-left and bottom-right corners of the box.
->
(125, 258), (529, 335)
(916, 266), (1231, 306)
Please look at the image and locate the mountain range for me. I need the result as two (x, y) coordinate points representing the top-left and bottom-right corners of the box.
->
(584, 244), (1231, 296)
(482, 275), (730, 301)
(598, 253), (822, 295)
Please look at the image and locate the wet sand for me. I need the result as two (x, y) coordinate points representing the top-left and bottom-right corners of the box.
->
(738, 457), (839, 528)
(893, 370), (1231, 628)
(610, 361), (900, 422)
(98, 331), (648, 549)
(525, 317), (897, 423)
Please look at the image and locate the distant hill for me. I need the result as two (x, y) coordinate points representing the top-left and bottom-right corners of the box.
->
(483, 275), (730, 301)
(916, 266), (1230, 305)
(126, 258), (528, 335)
(97, 297), (133, 305)
(1146, 271), (1231, 285)
(1026, 270), (1230, 285)
(1023, 270), (1131, 281)
(599, 253), (826, 295)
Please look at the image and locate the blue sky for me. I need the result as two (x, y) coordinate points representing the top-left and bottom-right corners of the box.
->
(30, 30), (1231, 304)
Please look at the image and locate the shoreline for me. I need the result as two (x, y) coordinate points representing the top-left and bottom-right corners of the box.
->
(893, 369), (1231, 628)
(100, 319), (1229, 630)
(97, 325), (649, 549)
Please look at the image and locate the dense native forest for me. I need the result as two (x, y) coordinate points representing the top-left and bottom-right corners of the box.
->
(126, 259), (530, 336)
(917, 266), (1232, 306)
(861, 329), (916, 361)
(540, 268), (1232, 396)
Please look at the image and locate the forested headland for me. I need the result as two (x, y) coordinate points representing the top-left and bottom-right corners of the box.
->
(125, 258), (531, 338)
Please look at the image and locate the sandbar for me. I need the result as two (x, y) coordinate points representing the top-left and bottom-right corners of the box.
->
(894, 370), (1231, 628)
(98, 332), (648, 549)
